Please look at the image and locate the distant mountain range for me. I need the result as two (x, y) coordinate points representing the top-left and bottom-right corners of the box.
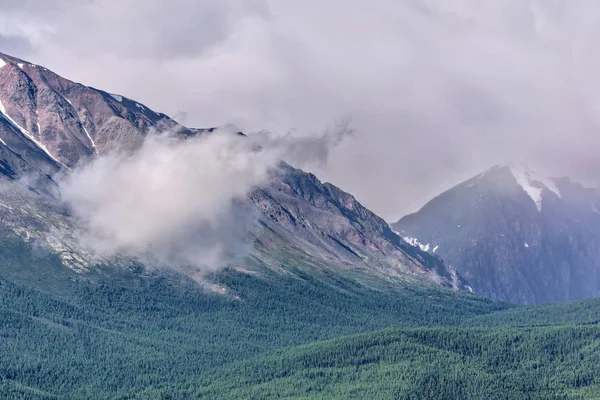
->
(0, 51), (464, 293)
(4, 48), (600, 305)
(393, 164), (600, 303)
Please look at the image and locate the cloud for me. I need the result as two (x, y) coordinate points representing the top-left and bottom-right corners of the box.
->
(0, 0), (268, 60)
(4, 0), (600, 219)
(0, 34), (34, 56)
(58, 126), (349, 276)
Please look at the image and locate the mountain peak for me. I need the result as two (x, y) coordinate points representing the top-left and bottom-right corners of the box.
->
(393, 164), (600, 303)
(0, 52), (45, 73)
(0, 50), (196, 184)
(505, 164), (561, 211)
(468, 164), (562, 212)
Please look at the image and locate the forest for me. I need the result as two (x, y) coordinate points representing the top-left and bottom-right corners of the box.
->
(0, 261), (599, 399)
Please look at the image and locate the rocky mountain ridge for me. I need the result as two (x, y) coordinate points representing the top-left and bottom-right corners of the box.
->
(0, 51), (466, 292)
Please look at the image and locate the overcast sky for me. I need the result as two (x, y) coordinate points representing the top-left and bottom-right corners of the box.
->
(2, 0), (600, 220)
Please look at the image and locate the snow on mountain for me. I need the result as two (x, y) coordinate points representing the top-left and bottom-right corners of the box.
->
(397, 232), (438, 253)
(393, 164), (600, 304)
(508, 164), (561, 211)
(0, 99), (67, 168)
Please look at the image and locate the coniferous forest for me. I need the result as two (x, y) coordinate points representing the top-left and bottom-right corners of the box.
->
(1, 259), (600, 399)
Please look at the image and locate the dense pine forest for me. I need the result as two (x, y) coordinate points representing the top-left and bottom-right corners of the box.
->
(0, 257), (600, 399)
(196, 324), (600, 399)
(0, 266), (499, 399)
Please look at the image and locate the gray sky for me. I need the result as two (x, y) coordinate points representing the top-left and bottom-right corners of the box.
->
(2, 0), (600, 221)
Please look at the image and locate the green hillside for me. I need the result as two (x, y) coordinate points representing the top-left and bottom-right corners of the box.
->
(195, 324), (600, 399)
(0, 264), (503, 399)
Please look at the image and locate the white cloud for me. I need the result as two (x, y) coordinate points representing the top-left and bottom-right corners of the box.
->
(58, 126), (349, 276)
(5, 0), (600, 218)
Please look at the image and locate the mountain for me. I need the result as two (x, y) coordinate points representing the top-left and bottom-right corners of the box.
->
(0, 52), (191, 165)
(0, 51), (465, 293)
(0, 52), (194, 193)
(392, 164), (600, 304)
(249, 163), (467, 290)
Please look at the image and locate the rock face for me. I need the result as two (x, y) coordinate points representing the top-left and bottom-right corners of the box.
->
(0, 52), (190, 173)
(249, 164), (467, 289)
(0, 51), (466, 291)
(393, 165), (600, 304)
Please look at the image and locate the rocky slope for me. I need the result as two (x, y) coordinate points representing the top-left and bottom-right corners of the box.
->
(248, 163), (467, 289)
(0, 52), (191, 172)
(0, 51), (465, 292)
(393, 165), (600, 303)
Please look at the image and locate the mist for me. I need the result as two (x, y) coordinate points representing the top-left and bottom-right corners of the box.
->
(58, 127), (349, 276)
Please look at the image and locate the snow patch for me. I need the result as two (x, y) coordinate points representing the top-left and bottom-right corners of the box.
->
(510, 166), (543, 211)
(17, 63), (23, 69)
(82, 125), (98, 155)
(394, 229), (438, 253)
(403, 236), (419, 246)
(542, 178), (562, 198)
(65, 98), (73, 106)
(524, 242), (530, 248)
(0, 136), (6, 146)
(0, 99), (68, 169)
(135, 103), (145, 111)
(403, 236), (434, 252)
(110, 94), (123, 102)
(509, 165), (561, 211)
(0, 59), (5, 68)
